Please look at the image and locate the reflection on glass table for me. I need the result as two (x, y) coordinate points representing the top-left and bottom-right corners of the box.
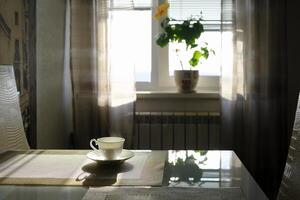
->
(163, 150), (242, 188)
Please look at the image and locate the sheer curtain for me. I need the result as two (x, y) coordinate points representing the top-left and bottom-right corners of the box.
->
(69, 0), (136, 149)
(221, 0), (288, 199)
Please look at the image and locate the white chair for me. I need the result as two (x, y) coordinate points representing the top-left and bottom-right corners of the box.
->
(277, 93), (300, 200)
(0, 65), (29, 150)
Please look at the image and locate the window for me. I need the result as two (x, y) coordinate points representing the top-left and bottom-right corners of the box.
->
(109, 0), (233, 91)
(109, 10), (152, 82)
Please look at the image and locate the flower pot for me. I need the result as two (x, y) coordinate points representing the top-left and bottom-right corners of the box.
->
(174, 70), (199, 93)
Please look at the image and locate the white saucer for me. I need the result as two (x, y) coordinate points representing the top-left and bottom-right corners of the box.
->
(86, 149), (134, 164)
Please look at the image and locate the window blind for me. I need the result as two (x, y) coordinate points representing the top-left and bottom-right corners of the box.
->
(107, 0), (233, 29)
(168, 0), (233, 30)
(108, 0), (151, 10)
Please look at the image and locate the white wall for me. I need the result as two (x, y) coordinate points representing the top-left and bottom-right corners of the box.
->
(36, 0), (72, 148)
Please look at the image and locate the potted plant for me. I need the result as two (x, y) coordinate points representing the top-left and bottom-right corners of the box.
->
(154, 1), (214, 93)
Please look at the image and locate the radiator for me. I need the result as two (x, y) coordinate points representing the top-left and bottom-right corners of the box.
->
(133, 112), (220, 150)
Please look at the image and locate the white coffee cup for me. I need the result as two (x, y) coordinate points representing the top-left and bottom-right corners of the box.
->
(90, 137), (125, 160)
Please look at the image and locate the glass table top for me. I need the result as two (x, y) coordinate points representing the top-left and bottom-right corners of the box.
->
(0, 150), (268, 200)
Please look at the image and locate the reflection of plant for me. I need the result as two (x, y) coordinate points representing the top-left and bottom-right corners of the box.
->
(154, 1), (214, 69)
(195, 150), (208, 156)
(166, 151), (208, 184)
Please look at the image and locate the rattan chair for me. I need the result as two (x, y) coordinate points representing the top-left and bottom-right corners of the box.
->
(277, 93), (300, 199)
(0, 65), (29, 150)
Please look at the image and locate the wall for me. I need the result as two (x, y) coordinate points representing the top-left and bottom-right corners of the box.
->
(36, 0), (72, 148)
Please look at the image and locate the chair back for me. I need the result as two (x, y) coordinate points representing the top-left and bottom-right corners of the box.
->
(277, 93), (300, 199)
(0, 65), (29, 150)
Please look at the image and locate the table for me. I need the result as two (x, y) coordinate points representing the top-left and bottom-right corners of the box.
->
(0, 150), (268, 200)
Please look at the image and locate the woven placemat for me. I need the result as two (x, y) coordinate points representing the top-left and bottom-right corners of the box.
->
(0, 150), (167, 186)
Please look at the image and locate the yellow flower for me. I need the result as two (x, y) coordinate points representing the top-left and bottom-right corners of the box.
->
(154, 1), (169, 20)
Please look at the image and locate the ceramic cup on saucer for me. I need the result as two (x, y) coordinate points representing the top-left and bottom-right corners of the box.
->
(90, 137), (125, 160)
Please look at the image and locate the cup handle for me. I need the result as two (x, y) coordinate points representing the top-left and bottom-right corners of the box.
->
(90, 139), (98, 151)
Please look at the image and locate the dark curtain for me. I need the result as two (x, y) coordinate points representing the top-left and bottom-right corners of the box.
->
(221, 0), (289, 199)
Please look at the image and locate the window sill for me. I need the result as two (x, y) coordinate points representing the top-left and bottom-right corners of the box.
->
(136, 90), (220, 112)
(136, 90), (220, 100)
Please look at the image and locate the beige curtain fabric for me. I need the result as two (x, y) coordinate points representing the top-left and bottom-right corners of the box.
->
(70, 0), (136, 148)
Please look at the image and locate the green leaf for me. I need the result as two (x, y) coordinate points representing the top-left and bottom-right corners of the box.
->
(161, 17), (170, 29)
(190, 44), (198, 49)
(155, 33), (169, 47)
(189, 50), (202, 67)
(193, 50), (201, 59)
(201, 47), (209, 59)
